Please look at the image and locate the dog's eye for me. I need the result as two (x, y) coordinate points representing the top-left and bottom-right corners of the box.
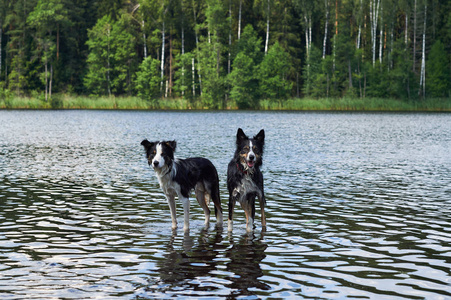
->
(152, 150), (156, 155)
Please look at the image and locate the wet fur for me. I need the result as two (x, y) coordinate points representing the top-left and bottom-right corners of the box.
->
(227, 128), (266, 231)
(141, 140), (223, 231)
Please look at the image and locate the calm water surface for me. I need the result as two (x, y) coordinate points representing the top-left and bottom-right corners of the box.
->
(0, 110), (450, 299)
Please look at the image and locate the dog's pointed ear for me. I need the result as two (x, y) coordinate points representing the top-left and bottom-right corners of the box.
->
(236, 128), (248, 144)
(141, 139), (154, 150)
(165, 140), (177, 151)
(254, 129), (265, 144)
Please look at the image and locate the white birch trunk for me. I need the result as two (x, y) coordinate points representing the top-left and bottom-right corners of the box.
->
(370, 0), (380, 66)
(192, 0), (202, 95)
(238, 0), (242, 40)
(45, 58), (48, 102)
(49, 64), (52, 99)
(309, 17), (312, 53)
(413, 0), (417, 72)
(142, 20), (147, 59)
(264, 0), (270, 55)
(0, 23), (2, 81)
(160, 21), (165, 93)
(323, 0), (329, 58)
(181, 24), (185, 96)
(181, 1), (185, 97)
(305, 15), (309, 58)
(419, 4), (427, 96)
(390, 25), (394, 69)
(357, 0), (362, 49)
(228, 0), (232, 73)
(165, 79), (168, 98)
(405, 14), (408, 48)
(192, 57), (195, 97)
(379, 2), (383, 64)
(107, 26), (111, 96)
(357, 26), (361, 49)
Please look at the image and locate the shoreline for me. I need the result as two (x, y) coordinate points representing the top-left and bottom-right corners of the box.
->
(1, 95), (450, 112)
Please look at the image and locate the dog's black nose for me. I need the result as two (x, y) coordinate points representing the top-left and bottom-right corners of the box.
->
(153, 161), (159, 167)
(249, 154), (255, 161)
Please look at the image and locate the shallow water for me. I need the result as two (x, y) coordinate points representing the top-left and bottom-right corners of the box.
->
(0, 110), (450, 299)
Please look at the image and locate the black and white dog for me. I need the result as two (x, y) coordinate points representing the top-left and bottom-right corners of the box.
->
(227, 128), (266, 232)
(141, 140), (223, 231)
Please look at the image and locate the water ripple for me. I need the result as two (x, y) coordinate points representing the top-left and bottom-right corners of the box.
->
(0, 111), (450, 298)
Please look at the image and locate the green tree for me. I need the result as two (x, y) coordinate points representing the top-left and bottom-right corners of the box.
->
(6, 0), (37, 95)
(426, 40), (450, 97)
(109, 14), (137, 95)
(174, 52), (196, 101)
(197, 39), (224, 108)
(27, 0), (72, 101)
(258, 42), (292, 103)
(84, 15), (113, 95)
(387, 39), (414, 99)
(229, 25), (262, 109)
(229, 52), (258, 108)
(135, 56), (161, 104)
(84, 15), (136, 96)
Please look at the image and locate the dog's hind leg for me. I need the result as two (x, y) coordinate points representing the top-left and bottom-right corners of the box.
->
(207, 180), (223, 226)
(195, 183), (210, 226)
(228, 195), (236, 231)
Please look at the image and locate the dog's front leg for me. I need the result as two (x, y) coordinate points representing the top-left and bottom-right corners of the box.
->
(180, 197), (190, 231)
(166, 194), (177, 230)
(228, 189), (239, 231)
(259, 195), (266, 229)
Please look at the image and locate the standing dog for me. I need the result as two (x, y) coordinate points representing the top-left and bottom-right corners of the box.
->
(141, 140), (223, 231)
(227, 128), (266, 231)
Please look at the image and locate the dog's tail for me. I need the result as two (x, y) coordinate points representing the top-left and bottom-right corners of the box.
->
(211, 174), (223, 223)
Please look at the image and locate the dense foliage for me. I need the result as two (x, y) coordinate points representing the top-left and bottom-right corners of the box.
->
(0, 0), (449, 108)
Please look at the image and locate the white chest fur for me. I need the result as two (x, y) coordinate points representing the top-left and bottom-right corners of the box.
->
(155, 164), (178, 197)
(233, 174), (262, 202)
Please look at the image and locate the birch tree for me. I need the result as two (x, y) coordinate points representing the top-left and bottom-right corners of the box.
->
(370, 0), (381, 66)
(379, 0), (383, 63)
(419, 3), (426, 97)
(193, 0), (202, 95)
(413, 0), (417, 72)
(237, 0), (242, 39)
(254, 0), (273, 55)
(130, 3), (147, 59)
(355, 0), (363, 50)
(323, 0), (330, 58)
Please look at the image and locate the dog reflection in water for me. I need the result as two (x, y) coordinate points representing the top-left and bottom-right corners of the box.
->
(151, 229), (269, 298)
(226, 232), (270, 295)
(155, 228), (224, 289)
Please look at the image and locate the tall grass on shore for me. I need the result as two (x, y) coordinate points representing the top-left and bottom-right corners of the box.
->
(1, 93), (450, 111)
(261, 97), (451, 111)
(0, 95), (193, 110)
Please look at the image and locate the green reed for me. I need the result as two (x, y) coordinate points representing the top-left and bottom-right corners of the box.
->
(1, 94), (450, 111)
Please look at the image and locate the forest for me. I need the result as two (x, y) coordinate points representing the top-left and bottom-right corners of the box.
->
(0, 0), (450, 109)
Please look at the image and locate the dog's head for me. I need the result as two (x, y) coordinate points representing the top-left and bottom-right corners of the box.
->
(235, 128), (265, 172)
(141, 140), (176, 173)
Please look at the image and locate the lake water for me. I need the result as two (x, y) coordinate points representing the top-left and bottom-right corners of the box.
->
(0, 110), (450, 299)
